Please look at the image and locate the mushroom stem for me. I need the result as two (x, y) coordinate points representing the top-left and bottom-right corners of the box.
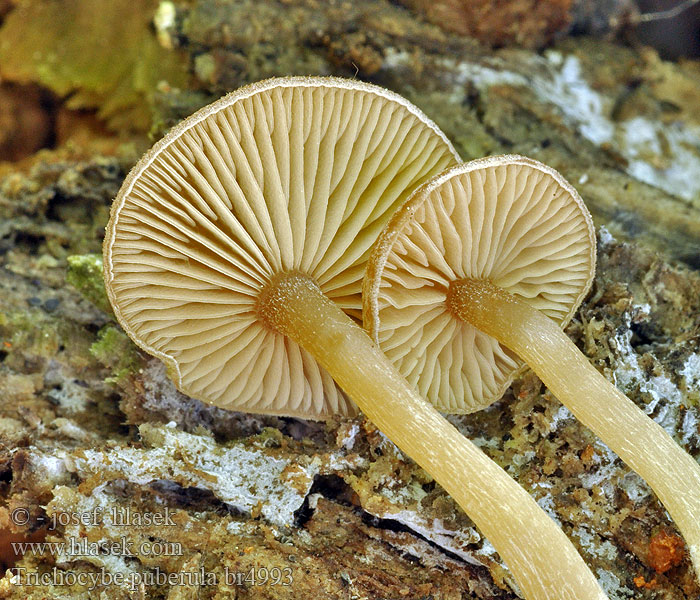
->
(448, 277), (700, 578)
(258, 271), (607, 600)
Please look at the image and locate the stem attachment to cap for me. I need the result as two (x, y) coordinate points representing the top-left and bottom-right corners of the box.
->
(257, 271), (608, 600)
(450, 277), (700, 578)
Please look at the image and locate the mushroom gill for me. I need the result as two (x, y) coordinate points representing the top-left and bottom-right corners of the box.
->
(105, 76), (457, 418)
(365, 154), (700, 585)
(104, 80), (608, 600)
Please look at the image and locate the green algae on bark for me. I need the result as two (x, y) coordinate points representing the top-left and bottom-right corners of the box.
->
(66, 255), (111, 314)
(90, 326), (143, 386)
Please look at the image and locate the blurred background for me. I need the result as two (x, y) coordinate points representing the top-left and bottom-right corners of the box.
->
(1, 0), (699, 162)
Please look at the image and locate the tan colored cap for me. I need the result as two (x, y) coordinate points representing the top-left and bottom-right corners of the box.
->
(103, 76), (459, 418)
(364, 155), (596, 413)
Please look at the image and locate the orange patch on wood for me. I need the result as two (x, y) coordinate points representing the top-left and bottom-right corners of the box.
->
(633, 575), (657, 589)
(580, 444), (595, 463)
(397, 0), (572, 48)
(649, 530), (685, 573)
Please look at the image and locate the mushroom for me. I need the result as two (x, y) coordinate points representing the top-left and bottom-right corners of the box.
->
(104, 78), (607, 600)
(364, 154), (700, 582)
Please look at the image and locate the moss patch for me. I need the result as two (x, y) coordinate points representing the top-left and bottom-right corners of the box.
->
(66, 254), (111, 314)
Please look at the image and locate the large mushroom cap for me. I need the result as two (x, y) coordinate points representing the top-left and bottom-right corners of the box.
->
(364, 155), (596, 413)
(104, 76), (459, 418)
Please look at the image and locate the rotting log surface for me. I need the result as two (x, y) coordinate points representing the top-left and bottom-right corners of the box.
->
(1, 1), (700, 598)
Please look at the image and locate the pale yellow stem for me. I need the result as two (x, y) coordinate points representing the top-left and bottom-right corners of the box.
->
(448, 278), (700, 580)
(257, 272), (607, 600)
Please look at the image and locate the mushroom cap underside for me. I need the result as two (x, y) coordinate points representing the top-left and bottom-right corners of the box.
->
(363, 155), (596, 414)
(103, 76), (459, 418)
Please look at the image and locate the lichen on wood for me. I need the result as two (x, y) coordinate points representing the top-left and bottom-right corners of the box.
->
(1, 1), (700, 598)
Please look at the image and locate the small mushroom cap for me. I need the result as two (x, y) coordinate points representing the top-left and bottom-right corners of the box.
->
(104, 76), (459, 418)
(363, 155), (596, 413)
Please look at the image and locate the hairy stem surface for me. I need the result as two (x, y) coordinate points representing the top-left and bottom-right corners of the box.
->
(258, 271), (607, 600)
(448, 277), (700, 580)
